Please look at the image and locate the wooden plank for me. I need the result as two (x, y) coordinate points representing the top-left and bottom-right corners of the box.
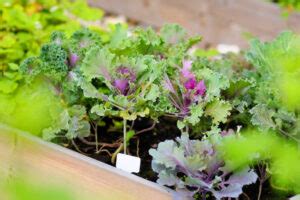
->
(88, 0), (300, 47)
(0, 128), (15, 181)
(0, 125), (175, 200)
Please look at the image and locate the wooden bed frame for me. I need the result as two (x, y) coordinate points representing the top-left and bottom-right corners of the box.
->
(0, 125), (175, 200)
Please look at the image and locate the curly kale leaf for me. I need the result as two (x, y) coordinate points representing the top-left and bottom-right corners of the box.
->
(40, 44), (68, 77)
(205, 99), (232, 125)
(80, 46), (115, 82)
(20, 43), (68, 82)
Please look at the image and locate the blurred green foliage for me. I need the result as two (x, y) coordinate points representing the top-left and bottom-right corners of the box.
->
(0, 78), (63, 135)
(220, 130), (300, 193)
(2, 177), (74, 200)
(0, 0), (105, 94)
(271, 0), (300, 16)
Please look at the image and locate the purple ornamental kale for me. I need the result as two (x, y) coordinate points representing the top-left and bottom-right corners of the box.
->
(113, 67), (136, 96)
(164, 60), (206, 117)
(100, 66), (137, 96)
(149, 134), (258, 200)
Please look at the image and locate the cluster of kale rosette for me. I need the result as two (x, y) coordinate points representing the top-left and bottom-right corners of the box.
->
(20, 24), (259, 199)
(149, 133), (257, 199)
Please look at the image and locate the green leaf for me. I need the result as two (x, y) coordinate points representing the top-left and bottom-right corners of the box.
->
(66, 0), (104, 21)
(91, 104), (106, 117)
(160, 24), (186, 45)
(249, 104), (276, 130)
(43, 105), (90, 140)
(145, 84), (160, 101)
(126, 130), (135, 143)
(0, 78), (63, 136)
(185, 104), (204, 126)
(196, 68), (230, 101)
(78, 78), (101, 98)
(177, 120), (186, 130)
(205, 100), (231, 124)
(0, 78), (18, 94)
(81, 46), (115, 81)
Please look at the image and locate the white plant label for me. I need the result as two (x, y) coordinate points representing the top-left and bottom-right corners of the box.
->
(116, 153), (141, 173)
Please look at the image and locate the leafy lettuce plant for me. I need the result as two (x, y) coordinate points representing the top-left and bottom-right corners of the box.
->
(149, 134), (257, 199)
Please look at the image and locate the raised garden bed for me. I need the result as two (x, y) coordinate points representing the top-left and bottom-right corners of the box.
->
(0, 124), (175, 200)
(1, 1), (300, 200)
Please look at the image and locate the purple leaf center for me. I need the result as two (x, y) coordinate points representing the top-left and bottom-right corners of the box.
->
(184, 78), (197, 90)
(69, 53), (79, 67)
(195, 80), (206, 97)
(114, 79), (129, 95)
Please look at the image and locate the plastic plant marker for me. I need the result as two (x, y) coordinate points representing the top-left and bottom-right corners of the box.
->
(116, 153), (141, 173)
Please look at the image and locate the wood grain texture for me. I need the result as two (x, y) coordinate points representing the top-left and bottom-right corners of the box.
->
(0, 125), (174, 200)
(88, 0), (300, 47)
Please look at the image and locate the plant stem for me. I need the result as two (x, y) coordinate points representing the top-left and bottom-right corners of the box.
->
(71, 140), (88, 155)
(257, 181), (263, 200)
(135, 121), (156, 135)
(257, 164), (268, 200)
(123, 118), (127, 154)
(111, 144), (124, 164)
(93, 122), (99, 152)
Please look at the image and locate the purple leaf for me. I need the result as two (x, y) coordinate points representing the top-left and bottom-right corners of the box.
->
(195, 80), (206, 96)
(157, 170), (179, 186)
(212, 184), (243, 199)
(184, 78), (197, 90)
(225, 168), (258, 186)
(181, 60), (195, 79)
(69, 53), (79, 67)
(117, 67), (136, 82)
(213, 168), (258, 199)
(221, 129), (234, 137)
(117, 67), (130, 74)
(114, 79), (129, 95)
(164, 75), (176, 94)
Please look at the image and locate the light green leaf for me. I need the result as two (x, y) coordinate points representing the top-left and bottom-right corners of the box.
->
(186, 104), (204, 126)
(81, 46), (115, 81)
(205, 100), (231, 124)
(249, 104), (276, 130)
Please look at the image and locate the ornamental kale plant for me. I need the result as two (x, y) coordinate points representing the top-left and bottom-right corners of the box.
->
(164, 60), (206, 118)
(162, 57), (232, 133)
(18, 24), (240, 153)
(149, 134), (257, 199)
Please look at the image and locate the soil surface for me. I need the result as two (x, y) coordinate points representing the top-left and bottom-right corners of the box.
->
(68, 117), (291, 200)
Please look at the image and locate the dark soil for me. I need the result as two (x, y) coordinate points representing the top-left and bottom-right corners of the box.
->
(68, 117), (291, 200)
(71, 116), (181, 182)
